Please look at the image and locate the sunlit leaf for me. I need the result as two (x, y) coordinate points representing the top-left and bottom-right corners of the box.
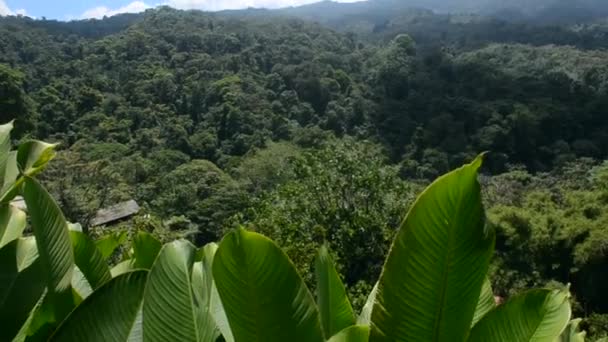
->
(315, 244), (355, 337)
(370, 154), (494, 342)
(50, 271), (148, 342)
(468, 289), (571, 342)
(213, 228), (324, 342)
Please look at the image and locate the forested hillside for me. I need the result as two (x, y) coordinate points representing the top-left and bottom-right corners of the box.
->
(1, 2), (608, 339)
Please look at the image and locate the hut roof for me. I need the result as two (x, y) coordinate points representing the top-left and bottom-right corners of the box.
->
(9, 197), (140, 227)
(91, 200), (140, 227)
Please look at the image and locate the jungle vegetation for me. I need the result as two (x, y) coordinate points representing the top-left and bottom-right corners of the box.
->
(1, 1), (608, 339)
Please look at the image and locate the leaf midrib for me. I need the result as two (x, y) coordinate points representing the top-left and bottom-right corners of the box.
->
(431, 181), (474, 342)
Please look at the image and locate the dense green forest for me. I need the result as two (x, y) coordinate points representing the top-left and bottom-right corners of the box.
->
(1, 1), (608, 339)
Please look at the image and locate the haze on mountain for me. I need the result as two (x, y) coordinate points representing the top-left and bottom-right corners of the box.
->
(217, 0), (608, 26)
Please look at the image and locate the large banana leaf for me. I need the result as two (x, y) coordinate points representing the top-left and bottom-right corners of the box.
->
(468, 289), (571, 342)
(23, 177), (75, 320)
(143, 240), (214, 342)
(70, 231), (112, 290)
(327, 325), (370, 342)
(0, 204), (26, 248)
(0, 237), (45, 341)
(315, 244), (355, 338)
(370, 155), (494, 342)
(213, 228), (325, 342)
(50, 271), (148, 342)
(472, 278), (496, 327)
(23, 178), (74, 293)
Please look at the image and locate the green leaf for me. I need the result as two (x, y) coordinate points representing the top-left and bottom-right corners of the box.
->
(357, 282), (378, 325)
(23, 177), (74, 293)
(143, 240), (205, 342)
(12, 292), (46, 342)
(17, 140), (58, 177)
(556, 319), (586, 342)
(370, 154), (494, 342)
(50, 271), (148, 342)
(0, 152), (19, 203)
(472, 278), (496, 327)
(23, 177), (75, 320)
(200, 243), (234, 342)
(0, 238), (46, 341)
(70, 231), (112, 290)
(0, 121), (13, 192)
(132, 231), (162, 269)
(213, 228), (324, 342)
(95, 231), (127, 260)
(327, 325), (370, 342)
(192, 261), (221, 342)
(468, 289), (571, 342)
(315, 244), (355, 337)
(110, 260), (135, 278)
(71, 266), (93, 299)
(0, 204), (26, 248)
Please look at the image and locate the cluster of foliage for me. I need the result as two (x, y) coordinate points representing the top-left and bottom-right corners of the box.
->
(0, 123), (591, 341)
(481, 160), (608, 337)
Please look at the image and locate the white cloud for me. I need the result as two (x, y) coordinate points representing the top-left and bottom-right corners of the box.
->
(15, 8), (27, 16)
(78, 0), (365, 19)
(0, 0), (13, 16)
(166, 0), (366, 12)
(81, 1), (152, 19)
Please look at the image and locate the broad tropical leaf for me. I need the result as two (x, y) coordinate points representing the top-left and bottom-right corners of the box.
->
(50, 271), (148, 342)
(213, 228), (324, 342)
(17, 140), (57, 177)
(472, 278), (496, 327)
(357, 282), (378, 325)
(315, 244), (355, 337)
(23, 177), (74, 293)
(23, 177), (75, 320)
(95, 231), (127, 260)
(556, 319), (586, 342)
(327, 325), (370, 342)
(70, 231), (112, 290)
(370, 154), (494, 342)
(0, 238), (45, 341)
(110, 232), (161, 277)
(0, 204), (26, 248)
(143, 240), (211, 342)
(468, 289), (571, 342)
(132, 231), (162, 269)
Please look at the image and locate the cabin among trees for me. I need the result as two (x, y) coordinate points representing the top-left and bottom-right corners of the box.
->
(11, 197), (140, 227)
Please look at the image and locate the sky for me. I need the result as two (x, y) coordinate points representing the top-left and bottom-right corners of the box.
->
(0, 0), (365, 20)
